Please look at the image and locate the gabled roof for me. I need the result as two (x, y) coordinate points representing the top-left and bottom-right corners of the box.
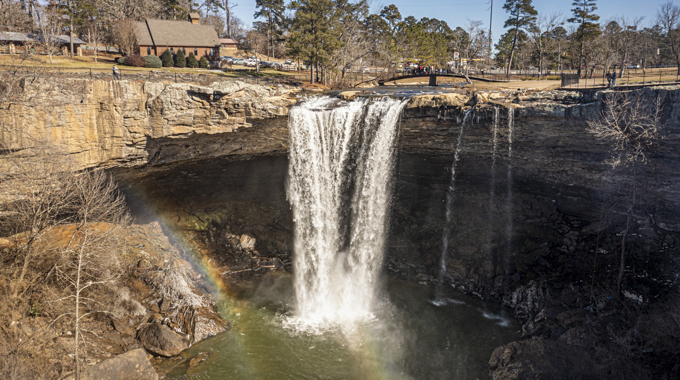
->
(220, 38), (237, 44)
(134, 19), (219, 47)
(0, 32), (85, 44)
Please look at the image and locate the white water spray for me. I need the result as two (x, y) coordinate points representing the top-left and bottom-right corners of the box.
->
(487, 107), (500, 257)
(287, 96), (407, 328)
(504, 107), (514, 282)
(434, 108), (474, 303)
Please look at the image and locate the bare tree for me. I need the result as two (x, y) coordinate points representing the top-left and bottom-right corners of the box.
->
(615, 17), (643, 77)
(37, 3), (61, 64)
(587, 92), (661, 297)
(529, 13), (563, 76)
(111, 18), (138, 56)
(657, 2), (680, 75)
(52, 170), (129, 380)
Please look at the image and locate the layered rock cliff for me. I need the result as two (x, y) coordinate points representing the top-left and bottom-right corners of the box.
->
(0, 79), (298, 168)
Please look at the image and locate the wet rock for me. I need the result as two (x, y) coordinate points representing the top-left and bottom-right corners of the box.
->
(188, 352), (212, 367)
(66, 348), (158, 380)
(138, 323), (188, 357)
(239, 234), (257, 251)
(489, 339), (594, 380)
(189, 306), (230, 344)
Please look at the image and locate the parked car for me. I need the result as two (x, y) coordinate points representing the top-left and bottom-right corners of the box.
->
(220, 56), (234, 62)
(627, 64), (640, 69)
(271, 62), (282, 69)
(284, 59), (293, 64)
(232, 58), (246, 65)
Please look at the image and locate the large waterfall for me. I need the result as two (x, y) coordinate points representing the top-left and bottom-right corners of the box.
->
(287, 96), (407, 328)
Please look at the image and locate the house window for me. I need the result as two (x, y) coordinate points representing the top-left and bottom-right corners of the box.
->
(182, 47), (186, 55)
(147, 47), (151, 55)
(194, 48), (198, 56)
(170, 47), (175, 55)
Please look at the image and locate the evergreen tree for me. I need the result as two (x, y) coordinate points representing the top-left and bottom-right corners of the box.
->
(288, 0), (342, 84)
(175, 49), (186, 68)
(568, 0), (601, 76)
(254, 0), (286, 58)
(160, 49), (174, 67)
(495, 30), (528, 68)
(502, 0), (537, 77)
(187, 52), (199, 68)
(199, 56), (209, 68)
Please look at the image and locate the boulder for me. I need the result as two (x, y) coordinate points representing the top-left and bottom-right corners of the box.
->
(184, 305), (230, 344)
(239, 234), (256, 251)
(66, 348), (158, 380)
(489, 339), (594, 380)
(138, 322), (188, 357)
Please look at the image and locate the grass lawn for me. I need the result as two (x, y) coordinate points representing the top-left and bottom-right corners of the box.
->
(0, 53), (303, 79)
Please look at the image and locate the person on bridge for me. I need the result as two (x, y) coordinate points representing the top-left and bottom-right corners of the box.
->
(612, 71), (617, 87)
(606, 71), (612, 87)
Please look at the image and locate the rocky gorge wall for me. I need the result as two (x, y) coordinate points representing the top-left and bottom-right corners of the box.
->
(3, 79), (680, 302)
(0, 79), (297, 169)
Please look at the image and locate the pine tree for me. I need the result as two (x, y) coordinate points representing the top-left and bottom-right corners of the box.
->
(568, 0), (601, 77)
(187, 52), (199, 68)
(254, 0), (286, 58)
(502, 0), (537, 78)
(175, 49), (186, 68)
(288, 0), (342, 84)
(161, 49), (174, 67)
(199, 56), (209, 68)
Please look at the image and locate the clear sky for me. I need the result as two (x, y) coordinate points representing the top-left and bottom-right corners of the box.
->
(230, 0), (666, 46)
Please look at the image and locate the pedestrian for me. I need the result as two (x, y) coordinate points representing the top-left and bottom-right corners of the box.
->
(612, 70), (617, 87)
(112, 65), (120, 80)
(605, 71), (612, 87)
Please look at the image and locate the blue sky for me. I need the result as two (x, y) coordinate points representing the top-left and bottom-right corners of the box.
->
(231, 0), (666, 45)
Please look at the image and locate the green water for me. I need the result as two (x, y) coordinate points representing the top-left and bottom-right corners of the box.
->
(160, 273), (518, 380)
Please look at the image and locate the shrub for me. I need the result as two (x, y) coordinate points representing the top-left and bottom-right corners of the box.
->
(186, 52), (198, 68)
(160, 49), (173, 67)
(143, 55), (162, 68)
(199, 56), (208, 68)
(116, 56), (126, 65)
(125, 54), (146, 67)
(175, 49), (186, 68)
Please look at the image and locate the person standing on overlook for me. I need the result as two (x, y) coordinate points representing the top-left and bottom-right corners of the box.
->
(112, 65), (120, 80)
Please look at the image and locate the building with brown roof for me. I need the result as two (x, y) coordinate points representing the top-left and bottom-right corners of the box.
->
(219, 38), (238, 49)
(134, 14), (220, 60)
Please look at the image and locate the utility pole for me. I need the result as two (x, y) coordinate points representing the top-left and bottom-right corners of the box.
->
(488, 0), (493, 65)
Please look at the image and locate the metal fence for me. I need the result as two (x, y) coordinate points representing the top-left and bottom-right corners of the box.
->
(558, 67), (680, 89)
(0, 64), (310, 87)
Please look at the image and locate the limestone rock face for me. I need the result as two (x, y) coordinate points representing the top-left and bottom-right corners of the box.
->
(0, 79), (299, 169)
(66, 348), (158, 380)
(138, 322), (189, 357)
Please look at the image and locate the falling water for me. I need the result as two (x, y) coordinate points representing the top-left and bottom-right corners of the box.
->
(504, 107), (515, 284)
(287, 96), (407, 328)
(434, 108), (474, 304)
(487, 107), (500, 260)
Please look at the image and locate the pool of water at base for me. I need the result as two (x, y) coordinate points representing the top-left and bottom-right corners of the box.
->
(159, 273), (518, 380)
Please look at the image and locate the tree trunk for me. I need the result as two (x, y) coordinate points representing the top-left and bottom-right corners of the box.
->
(74, 242), (83, 380)
(225, 0), (231, 38)
(310, 64), (314, 84)
(507, 11), (520, 79)
(617, 161), (637, 297)
(69, 0), (74, 58)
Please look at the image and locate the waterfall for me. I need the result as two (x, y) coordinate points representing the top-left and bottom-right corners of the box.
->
(504, 107), (514, 283)
(287, 96), (407, 327)
(487, 107), (499, 262)
(434, 108), (474, 304)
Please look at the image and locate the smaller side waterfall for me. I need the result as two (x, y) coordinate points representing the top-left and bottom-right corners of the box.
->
(434, 108), (474, 303)
(487, 107), (500, 264)
(504, 108), (515, 284)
